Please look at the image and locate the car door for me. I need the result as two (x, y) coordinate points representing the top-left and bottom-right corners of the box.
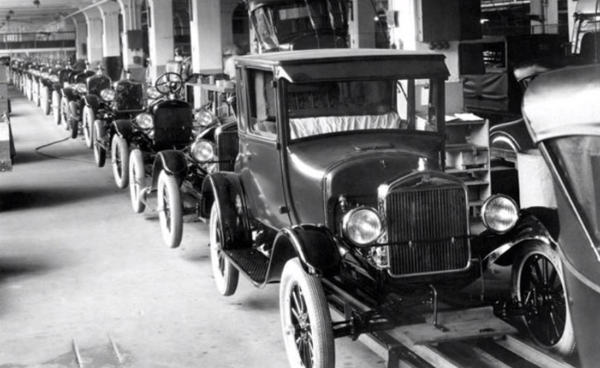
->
(238, 67), (290, 229)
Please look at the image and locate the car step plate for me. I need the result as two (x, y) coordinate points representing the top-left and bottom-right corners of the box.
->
(397, 306), (517, 345)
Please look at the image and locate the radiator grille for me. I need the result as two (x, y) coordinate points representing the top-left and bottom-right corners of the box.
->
(385, 186), (469, 276)
(154, 106), (192, 149)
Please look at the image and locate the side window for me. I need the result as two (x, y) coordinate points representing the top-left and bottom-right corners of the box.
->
(248, 69), (277, 139)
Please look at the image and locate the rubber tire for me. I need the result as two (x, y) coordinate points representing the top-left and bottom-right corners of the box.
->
(111, 135), (129, 189)
(280, 258), (335, 368)
(68, 100), (79, 137)
(93, 120), (106, 168)
(52, 91), (61, 125)
(512, 242), (576, 357)
(209, 203), (239, 296)
(82, 106), (95, 149)
(70, 118), (78, 139)
(61, 97), (70, 128)
(129, 149), (146, 214)
(157, 171), (183, 249)
(41, 86), (50, 115)
(35, 83), (41, 106)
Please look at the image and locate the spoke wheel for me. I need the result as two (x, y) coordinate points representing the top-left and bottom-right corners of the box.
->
(512, 242), (575, 357)
(52, 91), (61, 125)
(128, 149), (146, 213)
(61, 97), (70, 128)
(93, 120), (107, 168)
(209, 203), (239, 296)
(280, 258), (335, 368)
(157, 171), (183, 248)
(111, 135), (129, 189)
(82, 106), (95, 148)
(41, 87), (50, 115)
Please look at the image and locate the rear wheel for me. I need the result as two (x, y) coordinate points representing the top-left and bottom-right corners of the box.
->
(512, 242), (576, 357)
(52, 91), (61, 125)
(82, 106), (95, 148)
(280, 258), (335, 368)
(93, 120), (106, 168)
(111, 135), (129, 189)
(157, 171), (183, 248)
(209, 203), (239, 296)
(129, 149), (146, 213)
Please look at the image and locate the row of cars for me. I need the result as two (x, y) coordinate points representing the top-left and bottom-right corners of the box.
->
(11, 50), (595, 367)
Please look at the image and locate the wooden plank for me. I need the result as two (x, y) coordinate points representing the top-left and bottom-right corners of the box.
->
(387, 328), (463, 368)
(398, 307), (517, 345)
(495, 336), (576, 368)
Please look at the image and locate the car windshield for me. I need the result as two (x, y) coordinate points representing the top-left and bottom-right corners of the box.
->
(285, 79), (440, 140)
(251, 0), (347, 51)
(548, 135), (600, 247)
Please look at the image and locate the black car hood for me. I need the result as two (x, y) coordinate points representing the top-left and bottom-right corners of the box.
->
(286, 132), (443, 225)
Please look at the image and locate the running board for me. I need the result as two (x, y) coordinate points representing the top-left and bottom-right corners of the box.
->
(225, 249), (269, 285)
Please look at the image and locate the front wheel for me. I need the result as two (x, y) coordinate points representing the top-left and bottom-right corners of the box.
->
(111, 135), (129, 189)
(41, 86), (50, 115)
(280, 258), (335, 368)
(60, 97), (70, 128)
(82, 106), (95, 149)
(157, 171), (183, 248)
(69, 100), (78, 138)
(209, 203), (239, 296)
(512, 242), (576, 357)
(129, 149), (146, 214)
(93, 120), (106, 168)
(52, 91), (61, 125)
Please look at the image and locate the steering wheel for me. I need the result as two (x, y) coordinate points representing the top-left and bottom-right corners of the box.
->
(155, 72), (183, 95)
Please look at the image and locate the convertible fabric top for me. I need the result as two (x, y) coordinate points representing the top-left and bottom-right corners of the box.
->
(522, 64), (600, 143)
(236, 49), (450, 82)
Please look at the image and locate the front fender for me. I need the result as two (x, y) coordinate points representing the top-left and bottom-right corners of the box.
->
(201, 172), (251, 249)
(151, 150), (188, 190)
(62, 86), (76, 100)
(83, 95), (100, 111)
(113, 119), (133, 140)
(266, 225), (341, 282)
(478, 209), (558, 269)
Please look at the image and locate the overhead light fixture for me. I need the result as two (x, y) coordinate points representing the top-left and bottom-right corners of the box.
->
(8, 10), (14, 15)
(33, 0), (40, 7)
(5, 15), (10, 21)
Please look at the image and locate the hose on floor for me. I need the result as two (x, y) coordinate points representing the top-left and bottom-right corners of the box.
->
(35, 136), (96, 164)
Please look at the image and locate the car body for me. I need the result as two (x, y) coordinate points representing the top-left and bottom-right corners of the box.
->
(60, 68), (95, 137)
(199, 49), (575, 366)
(78, 73), (112, 148)
(522, 63), (600, 368)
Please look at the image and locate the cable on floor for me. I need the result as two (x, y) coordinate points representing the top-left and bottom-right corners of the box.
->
(34, 136), (96, 164)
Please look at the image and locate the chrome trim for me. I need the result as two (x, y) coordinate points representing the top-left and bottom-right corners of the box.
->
(480, 194), (519, 234)
(341, 206), (383, 247)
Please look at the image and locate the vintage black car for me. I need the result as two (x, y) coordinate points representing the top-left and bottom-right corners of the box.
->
(115, 72), (193, 247)
(61, 68), (95, 137)
(522, 63), (600, 368)
(92, 74), (146, 168)
(51, 66), (77, 126)
(199, 49), (575, 367)
(79, 72), (112, 148)
(37, 65), (56, 115)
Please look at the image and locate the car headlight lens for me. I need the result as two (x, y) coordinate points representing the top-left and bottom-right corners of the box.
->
(191, 139), (215, 163)
(50, 75), (59, 83)
(100, 88), (115, 101)
(194, 109), (217, 127)
(41, 72), (49, 79)
(146, 87), (162, 99)
(76, 83), (87, 94)
(136, 113), (154, 129)
(342, 207), (383, 246)
(481, 195), (519, 234)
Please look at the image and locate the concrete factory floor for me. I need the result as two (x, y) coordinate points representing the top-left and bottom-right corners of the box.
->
(0, 87), (385, 368)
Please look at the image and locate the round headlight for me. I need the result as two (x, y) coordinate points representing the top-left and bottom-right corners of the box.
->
(100, 88), (115, 101)
(481, 195), (519, 234)
(50, 75), (59, 83)
(191, 139), (215, 163)
(146, 87), (162, 100)
(342, 207), (383, 246)
(136, 113), (154, 129)
(194, 109), (217, 127)
(76, 83), (87, 94)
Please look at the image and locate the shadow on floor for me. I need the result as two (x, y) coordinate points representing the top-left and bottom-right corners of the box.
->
(0, 186), (117, 212)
